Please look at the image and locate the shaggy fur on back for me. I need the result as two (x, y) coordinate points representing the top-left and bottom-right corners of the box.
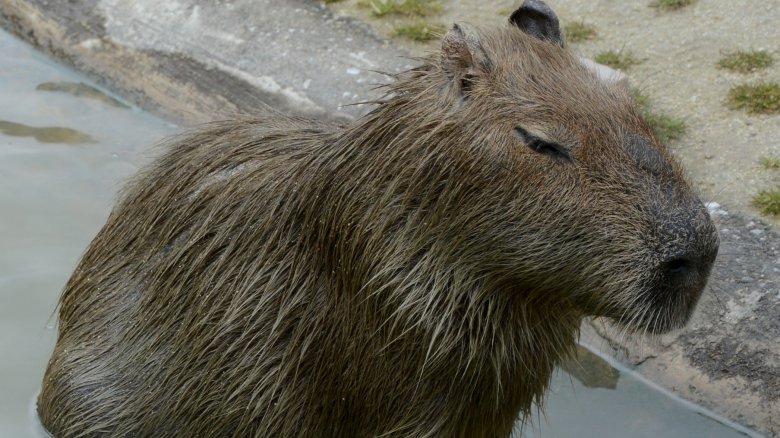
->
(38, 10), (717, 438)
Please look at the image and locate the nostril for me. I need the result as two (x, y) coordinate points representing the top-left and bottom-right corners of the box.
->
(664, 258), (691, 276)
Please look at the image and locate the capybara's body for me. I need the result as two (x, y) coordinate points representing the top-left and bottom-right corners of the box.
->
(39, 2), (719, 437)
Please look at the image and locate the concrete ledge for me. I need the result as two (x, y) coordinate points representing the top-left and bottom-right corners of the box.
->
(0, 0), (414, 124)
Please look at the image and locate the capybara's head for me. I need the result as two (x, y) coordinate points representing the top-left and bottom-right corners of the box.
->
(356, 0), (719, 335)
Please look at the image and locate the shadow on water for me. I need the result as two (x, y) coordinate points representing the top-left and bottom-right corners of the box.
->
(560, 344), (620, 390)
(0, 120), (95, 144)
(520, 344), (763, 438)
(36, 81), (130, 109)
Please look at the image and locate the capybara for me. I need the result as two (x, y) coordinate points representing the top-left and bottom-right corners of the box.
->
(38, 1), (719, 436)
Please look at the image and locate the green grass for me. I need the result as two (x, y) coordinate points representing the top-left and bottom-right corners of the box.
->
(564, 21), (597, 43)
(650, 0), (697, 11)
(323, 0), (345, 4)
(632, 89), (688, 143)
(717, 50), (775, 74)
(753, 188), (780, 216)
(643, 113), (688, 143)
(760, 156), (780, 170)
(727, 82), (780, 114)
(394, 22), (445, 41)
(594, 50), (642, 70)
(364, 0), (442, 17)
(632, 90), (650, 109)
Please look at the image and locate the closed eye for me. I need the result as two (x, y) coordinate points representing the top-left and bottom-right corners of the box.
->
(515, 127), (571, 162)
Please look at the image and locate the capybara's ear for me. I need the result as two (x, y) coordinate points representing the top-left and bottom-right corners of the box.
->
(509, 0), (564, 47)
(441, 23), (490, 94)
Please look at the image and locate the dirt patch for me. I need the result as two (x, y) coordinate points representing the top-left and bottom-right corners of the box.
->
(687, 339), (780, 401)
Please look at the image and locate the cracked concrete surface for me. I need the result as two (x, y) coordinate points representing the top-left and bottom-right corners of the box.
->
(0, 0), (415, 124)
(0, 0), (777, 436)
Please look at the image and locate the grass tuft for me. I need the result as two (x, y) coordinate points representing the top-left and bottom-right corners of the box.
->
(753, 188), (780, 216)
(760, 156), (780, 170)
(643, 113), (688, 143)
(594, 50), (642, 70)
(650, 0), (697, 11)
(364, 0), (442, 17)
(564, 21), (597, 43)
(394, 22), (445, 41)
(717, 50), (775, 74)
(632, 89), (688, 143)
(632, 90), (650, 109)
(727, 82), (780, 114)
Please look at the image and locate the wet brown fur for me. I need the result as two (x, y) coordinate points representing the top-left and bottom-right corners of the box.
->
(38, 14), (717, 438)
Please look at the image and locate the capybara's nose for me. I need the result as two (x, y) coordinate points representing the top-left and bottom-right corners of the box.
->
(661, 233), (719, 287)
(662, 256), (693, 278)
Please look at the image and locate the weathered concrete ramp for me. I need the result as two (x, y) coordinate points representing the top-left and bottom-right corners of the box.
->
(0, 0), (414, 124)
(1, 0), (778, 436)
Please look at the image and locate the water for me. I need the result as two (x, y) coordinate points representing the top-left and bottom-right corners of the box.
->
(0, 28), (761, 438)
(0, 28), (173, 437)
(521, 346), (760, 438)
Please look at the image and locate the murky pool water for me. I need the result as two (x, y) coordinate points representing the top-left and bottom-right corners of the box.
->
(522, 345), (759, 437)
(0, 29), (761, 438)
(0, 28), (173, 437)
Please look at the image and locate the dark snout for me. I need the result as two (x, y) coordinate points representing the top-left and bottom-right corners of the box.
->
(663, 198), (718, 269)
(646, 196), (719, 332)
(660, 242), (718, 291)
(659, 203), (719, 284)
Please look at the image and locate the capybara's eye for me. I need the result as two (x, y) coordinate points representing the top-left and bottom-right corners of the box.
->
(515, 127), (571, 162)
